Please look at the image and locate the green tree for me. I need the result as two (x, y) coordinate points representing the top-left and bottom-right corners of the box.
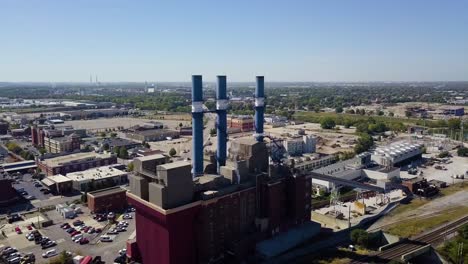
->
(209, 128), (216, 136)
(102, 143), (109, 151)
(110, 132), (118, 138)
(169, 148), (176, 157)
(81, 192), (88, 203)
(335, 106), (343, 113)
(339, 151), (356, 161)
(350, 229), (369, 247)
(99, 132), (107, 138)
(457, 147), (468, 157)
(127, 162), (134, 172)
(354, 133), (374, 154)
(320, 117), (336, 129)
(113, 146), (120, 155)
(438, 151), (450, 158)
(119, 147), (128, 159)
(447, 118), (461, 130)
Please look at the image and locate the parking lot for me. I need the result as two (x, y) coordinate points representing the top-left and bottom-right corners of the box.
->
(1, 207), (135, 263)
(400, 152), (468, 184)
(12, 174), (54, 202)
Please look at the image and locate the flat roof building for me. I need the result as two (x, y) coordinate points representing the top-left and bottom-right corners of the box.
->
(37, 152), (117, 176)
(41, 174), (73, 194)
(65, 166), (127, 192)
(126, 129), (180, 142)
(87, 187), (127, 213)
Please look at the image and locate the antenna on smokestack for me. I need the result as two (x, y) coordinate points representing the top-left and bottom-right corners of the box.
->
(216, 76), (228, 174)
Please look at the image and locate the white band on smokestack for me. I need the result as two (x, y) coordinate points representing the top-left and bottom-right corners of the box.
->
(253, 132), (265, 138)
(216, 99), (228, 110)
(192, 101), (204, 113)
(255, 97), (265, 107)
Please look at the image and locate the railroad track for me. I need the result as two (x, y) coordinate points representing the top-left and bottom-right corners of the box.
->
(351, 215), (468, 263)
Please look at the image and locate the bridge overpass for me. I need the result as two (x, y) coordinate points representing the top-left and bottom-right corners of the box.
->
(307, 172), (385, 193)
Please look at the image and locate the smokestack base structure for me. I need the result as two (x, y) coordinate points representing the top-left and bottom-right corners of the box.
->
(192, 75), (204, 177)
(216, 76), (228, 173)
(254, 76), (265, 142)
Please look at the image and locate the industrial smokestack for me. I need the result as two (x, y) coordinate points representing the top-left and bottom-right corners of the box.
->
(216, 76), (228, 173)
(254, 76), (265, 142)
(192, 75), (204, 177)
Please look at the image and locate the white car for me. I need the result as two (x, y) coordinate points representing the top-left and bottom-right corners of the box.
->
(100, 235), (113, 242)
(72, 234), (83, 242)
(42, 249), (58, 258)
(122, 214), (133, 219)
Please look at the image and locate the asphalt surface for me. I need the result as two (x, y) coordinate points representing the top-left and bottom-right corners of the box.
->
(5, 211), (135, 264)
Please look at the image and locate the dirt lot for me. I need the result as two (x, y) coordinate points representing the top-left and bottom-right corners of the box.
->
(65, 117), (191, 131)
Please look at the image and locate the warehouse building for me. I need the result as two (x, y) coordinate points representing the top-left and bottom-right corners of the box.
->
(37, 152), (117, 176)
(126, 129), (180, 142)
(65, 166), (128, 192)
(371, 142), (423, 167)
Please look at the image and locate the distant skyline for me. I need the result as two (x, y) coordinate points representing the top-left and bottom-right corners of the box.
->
(1, 0), (467, 82)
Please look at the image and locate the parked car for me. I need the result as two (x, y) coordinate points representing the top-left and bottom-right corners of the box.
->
(41, 241), (56, 249)
(42, 249), (58, 258)
(14, 227), (22, 234)
(72, 220), (84, 226)
(79, 238), (89, 245)
(100, 236), (113, 242)
(66, 228), (76, 233)
(1, 247), (17, 256)
(122, 214), (133, 219)
(107, 229), (118, 235)
(95, 228), (102, 233)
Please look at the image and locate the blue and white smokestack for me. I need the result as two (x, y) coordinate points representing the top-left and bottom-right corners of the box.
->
(216, 76), (228, 173)
(254, 76), (265, 142)
(192, 75), (204, 177)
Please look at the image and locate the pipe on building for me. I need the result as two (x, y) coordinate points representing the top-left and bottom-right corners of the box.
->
(216, 76), (228, 173)
(254, 76), (265, 142)
(192, 75), (204, 177)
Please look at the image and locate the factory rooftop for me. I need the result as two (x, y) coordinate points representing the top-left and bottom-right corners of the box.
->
(65, 166), (126, 182)
(41, 152), (113, 167)
(46, 174), (72, 183)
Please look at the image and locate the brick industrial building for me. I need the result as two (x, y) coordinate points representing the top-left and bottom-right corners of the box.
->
(126, 76), (319, 264)
(37, 152), (117, 176)
(227, 115), (254, 132)
(87, 187), (127, 213)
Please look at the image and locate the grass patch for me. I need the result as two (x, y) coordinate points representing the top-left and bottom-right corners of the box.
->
(388, 183), (467, 217)
(294, 111), (427, 126)
(440, 182), (468, 196)
(387, 199), (428, 217)
(384, 206), (468, 238)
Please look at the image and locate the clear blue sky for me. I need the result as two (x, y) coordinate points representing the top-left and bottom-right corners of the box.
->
(1, 0), (467, 82)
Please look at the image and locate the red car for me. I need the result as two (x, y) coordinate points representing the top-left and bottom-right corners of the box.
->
(27, 225), (33, 230)
(79, 238), (89, 245)
(70, 231), (81, 237)
(15, 227), (22, 234)
(95, 228), (102, 233)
